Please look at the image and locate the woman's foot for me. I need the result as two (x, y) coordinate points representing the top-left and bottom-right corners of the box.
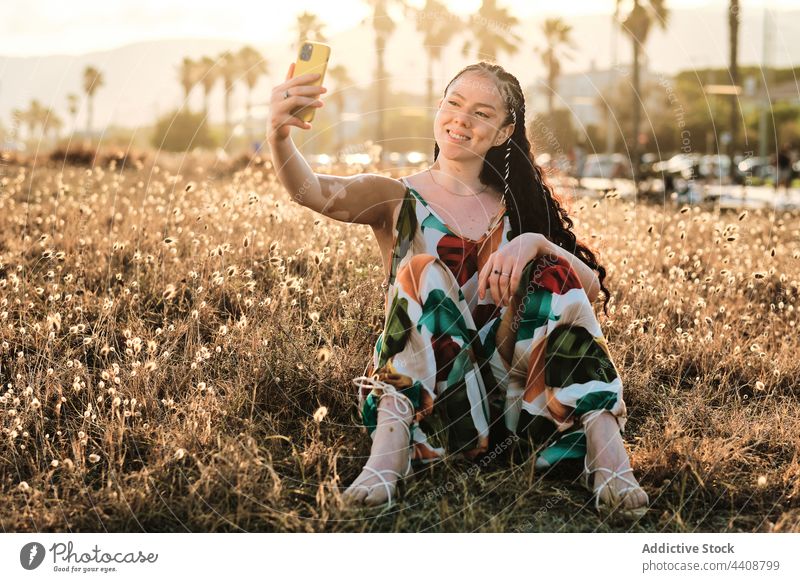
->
(343, 392), (413, 507)
(582, 410), (648, 516)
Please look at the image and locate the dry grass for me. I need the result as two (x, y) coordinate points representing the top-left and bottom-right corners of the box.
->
(0, 152), (798, 533)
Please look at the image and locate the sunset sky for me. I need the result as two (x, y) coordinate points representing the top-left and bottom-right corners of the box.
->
(2, 0), (796, 57)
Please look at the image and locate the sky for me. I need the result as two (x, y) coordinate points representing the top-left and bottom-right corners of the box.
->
(2, 0), (797, 57)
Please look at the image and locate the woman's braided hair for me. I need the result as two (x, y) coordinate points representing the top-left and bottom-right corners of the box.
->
(433, 62), (612, 314)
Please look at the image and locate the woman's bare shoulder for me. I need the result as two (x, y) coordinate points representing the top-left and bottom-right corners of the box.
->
(401, 170), (430, 189)
(312, 172), (406, 226)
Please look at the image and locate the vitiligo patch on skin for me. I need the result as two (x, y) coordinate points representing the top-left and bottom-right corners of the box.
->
(318, 175), (398, 224)
(319, 178), (362, 221)
(327, 182), (348, 201)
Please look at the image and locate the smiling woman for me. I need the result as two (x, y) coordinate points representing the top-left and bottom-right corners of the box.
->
(268, 59), (648, 519)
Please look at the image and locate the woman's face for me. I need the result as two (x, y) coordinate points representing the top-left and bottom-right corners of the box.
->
(434, 71), (515, 162)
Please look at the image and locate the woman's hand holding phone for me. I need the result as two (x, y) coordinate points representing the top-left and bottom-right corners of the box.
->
(268, 63), (327, 142)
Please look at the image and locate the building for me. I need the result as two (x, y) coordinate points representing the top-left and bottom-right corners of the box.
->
(526, 60), (662, 129)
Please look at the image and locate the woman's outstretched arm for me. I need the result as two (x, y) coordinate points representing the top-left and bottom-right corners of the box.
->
(268, 64), (403, 228)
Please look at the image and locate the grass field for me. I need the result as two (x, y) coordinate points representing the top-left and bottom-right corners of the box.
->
(1, 151), (798, 532)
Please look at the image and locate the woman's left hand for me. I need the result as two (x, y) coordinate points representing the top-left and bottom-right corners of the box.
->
(478, 232), (545, 307)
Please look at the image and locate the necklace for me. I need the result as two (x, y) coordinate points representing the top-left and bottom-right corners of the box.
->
(427, 167), (489, 197)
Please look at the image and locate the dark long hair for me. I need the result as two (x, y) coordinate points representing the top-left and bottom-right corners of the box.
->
(433, 62), (612, 314)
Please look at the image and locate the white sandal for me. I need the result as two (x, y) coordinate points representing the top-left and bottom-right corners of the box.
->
(349, 374), (414, 508)
(581, 409), (648, 519)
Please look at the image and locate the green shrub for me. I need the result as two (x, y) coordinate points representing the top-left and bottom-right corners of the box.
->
(151, 109), (216, 152)
(49, 143), (97, 166)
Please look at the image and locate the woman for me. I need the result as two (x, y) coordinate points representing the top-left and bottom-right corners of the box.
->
(268, 61), (648, 519)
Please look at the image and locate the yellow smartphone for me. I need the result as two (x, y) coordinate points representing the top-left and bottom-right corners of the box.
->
(292, 40), (330, 123)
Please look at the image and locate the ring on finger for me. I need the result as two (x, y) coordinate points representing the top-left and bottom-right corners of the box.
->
(284, 89), (290, 100)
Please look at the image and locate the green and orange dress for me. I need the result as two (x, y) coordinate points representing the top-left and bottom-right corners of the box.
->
(357, 177), (626, 470)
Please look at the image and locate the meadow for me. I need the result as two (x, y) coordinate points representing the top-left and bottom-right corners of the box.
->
(0, 150), (798, 533)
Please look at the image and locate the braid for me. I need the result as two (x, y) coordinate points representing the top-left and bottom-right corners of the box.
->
(433, 62), (612, 315)
(502, 109), (515, 209)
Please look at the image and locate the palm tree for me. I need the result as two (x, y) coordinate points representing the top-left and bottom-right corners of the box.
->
(462, 0), (522, 62)
(328, 64), (354, 156)
(25, 100), (44, 141)
(11, 108), (24, 141)
(23, 100), (62, 144)
(197, 56), (219, 119)
(82, 65), (104, 135)
(362, 0), (407, 155)
(42, 109), (64, 143)
(295, 11), (327, 46)
(238, 45), (268, 141)
(178, 57), (201, 110)
(415, 0), (458, 123)
(217, 51), (240, 145)
(616, 0), (668, 185)
(728, 0), (740, 176)
(537, 18), (576, 115)
(67, 93), (79, 136)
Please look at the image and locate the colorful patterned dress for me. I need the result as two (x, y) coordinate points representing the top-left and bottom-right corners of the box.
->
(357, 177), (627, 470)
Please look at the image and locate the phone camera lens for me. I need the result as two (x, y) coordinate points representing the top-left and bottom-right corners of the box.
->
(300, 43), (313, 61)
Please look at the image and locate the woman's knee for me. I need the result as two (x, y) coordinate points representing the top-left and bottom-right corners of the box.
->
(516, 254), (583, 298)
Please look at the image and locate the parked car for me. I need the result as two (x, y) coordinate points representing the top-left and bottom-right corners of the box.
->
(698, 154), (731, 179)
(534, 152), (572, 174)
(576, 154), (636, 198)
(583, 153), (631, 179)
(734, 156), (776, 185)
(652, 154), (701, 180)
(638, 152), (661, 177)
